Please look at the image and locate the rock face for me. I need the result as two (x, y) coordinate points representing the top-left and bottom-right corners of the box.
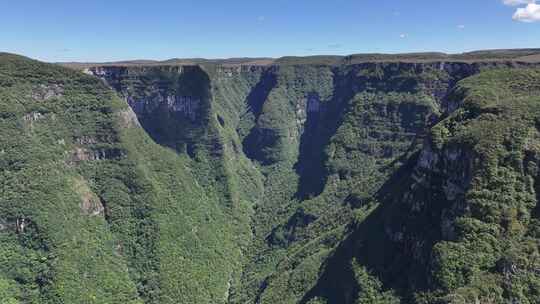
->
(31, 83), (64, 101)
(74, 177), (106, 216)
(86, 60), (538, 164)
(117, 107), (141, 128)
(124, 94), (200, 120)
(86, 65), (213, 154)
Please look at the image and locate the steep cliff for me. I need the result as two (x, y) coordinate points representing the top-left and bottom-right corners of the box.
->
(84, 57), (540, 304)
(301, 69), (540, 304)
(2, 51), (540, 304)
(0, 54), (251, 304)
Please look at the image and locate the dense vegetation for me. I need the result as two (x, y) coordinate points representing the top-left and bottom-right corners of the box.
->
(274, 48), (540, 65)
(2, 51), (540, 304)
(0, 53), (249, 304)
(302, 69), (540, 304)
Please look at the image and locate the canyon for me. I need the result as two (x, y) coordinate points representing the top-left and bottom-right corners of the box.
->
(1, 49), (540, 303)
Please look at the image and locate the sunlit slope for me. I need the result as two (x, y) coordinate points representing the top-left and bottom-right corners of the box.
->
(0, 54), (247, 304)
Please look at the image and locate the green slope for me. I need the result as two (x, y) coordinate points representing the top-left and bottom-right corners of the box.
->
(82, 59), (540, 304)
(304, 69), (540, 304)
(2, 52), (540, 304)
(0, 53), (249, 304)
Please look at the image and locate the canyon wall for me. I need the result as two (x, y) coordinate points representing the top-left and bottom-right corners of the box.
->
(2, 51), (540, 304)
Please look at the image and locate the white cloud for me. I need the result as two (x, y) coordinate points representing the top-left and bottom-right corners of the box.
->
(399, 33), (407, 38)
(503, 0), (535, 6)
(513, 3), (540, 22)
(457, 24), (466, 29)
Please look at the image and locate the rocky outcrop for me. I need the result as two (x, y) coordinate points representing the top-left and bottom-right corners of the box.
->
(31, 83), (63, 101)
(23, 111), (44, 122)
(84, 65), (214, 153)
(125, 94), (200, 120)
(74, 177), (106, 216)
(117, 107), (141, 128)
(68, 147), (124, 164)
(85, 61), (540, 156)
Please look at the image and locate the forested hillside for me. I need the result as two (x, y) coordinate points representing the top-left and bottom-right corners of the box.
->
(1, 51), (540, 304)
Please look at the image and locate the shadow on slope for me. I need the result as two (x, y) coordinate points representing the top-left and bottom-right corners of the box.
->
(299, 150), (447, 303)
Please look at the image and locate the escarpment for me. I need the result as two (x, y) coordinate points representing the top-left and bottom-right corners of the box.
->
(83, 58), (540, 304)
(301, 69), (540, 304)
(2, 51), (540, 304)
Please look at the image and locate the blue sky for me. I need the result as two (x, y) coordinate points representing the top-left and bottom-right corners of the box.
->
(1, 0), (540, 62)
